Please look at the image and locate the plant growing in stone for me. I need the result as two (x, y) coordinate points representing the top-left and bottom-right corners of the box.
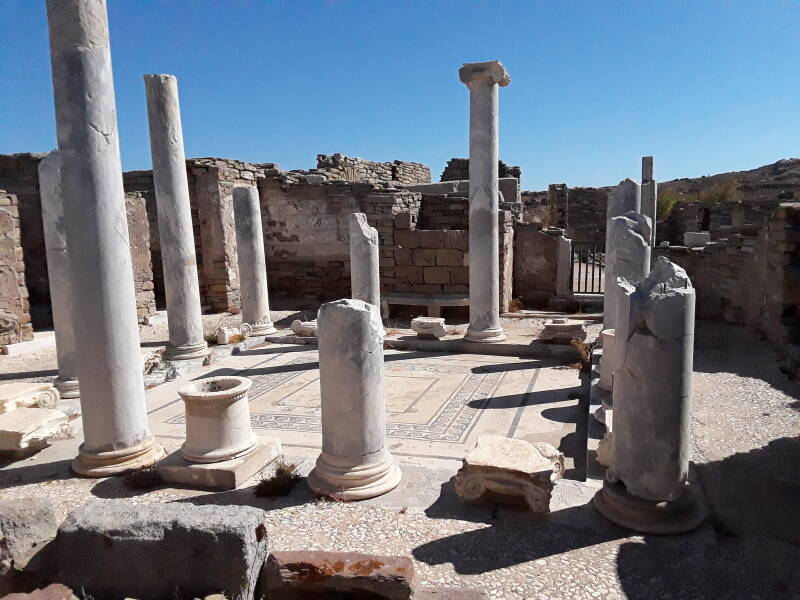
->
(254, 460), (301, 497)
(123, 466), (163, 490)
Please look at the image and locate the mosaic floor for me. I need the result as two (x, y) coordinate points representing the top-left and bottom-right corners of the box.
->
(146, 345), (583, 464)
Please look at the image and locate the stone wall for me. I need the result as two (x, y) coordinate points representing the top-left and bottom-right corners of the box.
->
(314, 154), (431, 184)
(660, 199), (785, 245)
(512, 225), (560, 306)
(542, 184), (608, 245)
(125, 192), (157, 322)
(654, 202), (800, 376)
(417, 194), (469, 230)
(440, 158), (521, 183)
(0, 191), (33, 347)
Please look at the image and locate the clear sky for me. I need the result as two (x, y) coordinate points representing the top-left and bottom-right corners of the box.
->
(1, 1), (798, 190)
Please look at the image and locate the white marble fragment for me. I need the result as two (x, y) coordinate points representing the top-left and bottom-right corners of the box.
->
(539, 318), (587, 343)
(0, 408), (72, 453)
(410, 317), (447, 339)
(290, 320), (318, 337)
(0, 382), (60, 415)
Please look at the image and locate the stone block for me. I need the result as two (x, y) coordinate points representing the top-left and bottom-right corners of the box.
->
(1, 584), (79, 599)
(0, 497), (58, 572)
(395, 266), (423, 284)
(417, 230), (445, 249)
(454, 435), (564, 513)
(684, 231), (711, 247)
(0, 408), (72, 455)
(450, 266), (470, 285)
(423, 267), (450, 285)
(54, 500), (269, 600)
(436, 248), (462, 266)
(157, 437), (282, 490)
(411, 317), (447, 339)
(0, 383), (60, 414)
(394, 230), (420, 249)
(263, 551), (414, 600)
(290, 319), (318, 337)
(539, 318), (588, 344)
(215, 326), (242, 345)
(412, 248), (436, 266)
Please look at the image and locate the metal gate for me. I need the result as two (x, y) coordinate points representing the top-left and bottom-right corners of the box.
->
(570, 242), (605, 294)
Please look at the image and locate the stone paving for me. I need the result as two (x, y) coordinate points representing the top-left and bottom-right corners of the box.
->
(1, 321), (798, 599)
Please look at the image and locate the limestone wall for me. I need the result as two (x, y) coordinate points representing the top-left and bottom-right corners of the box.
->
(660, 199), (785, 245)
(512, 225), (559, 306)
(440, 158), (521, 184)
(0, 190), (33, 347)
(654, 202), (800, 376)
(314, 154), (430, 184)
(124, 192), (157, 322)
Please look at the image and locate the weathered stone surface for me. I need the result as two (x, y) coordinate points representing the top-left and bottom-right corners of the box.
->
(410, 317), (446, 339)
(1, 583), (79, 600)
(684, 231), (711, 247)
(349, 212), (381, 310)
(0, 383), (60, 414)
(0, 498), (58, 572)
(215, 325), (242, 345)
(415, 588), (487, 599)
(263, 551), (414, 599)
(290, 319), (318, 337)
(158, 437), (281, 490)
(0, 408), (71, 454)
(539, 318), (587, 343)
(54, 500), (269, 600)
(454, 435), (564, 513)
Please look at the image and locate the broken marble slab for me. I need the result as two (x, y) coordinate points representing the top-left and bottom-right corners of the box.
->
(0, 408), (72, 455)
(539, 318), (587, 344)
(290, 319), (318, 337)
(454, 435), (565, 513)
(0, 382), (60, 415)
(410, 317), (446, 339)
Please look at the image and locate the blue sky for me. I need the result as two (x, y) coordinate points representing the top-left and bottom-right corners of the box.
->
(1, 1), (798, 190)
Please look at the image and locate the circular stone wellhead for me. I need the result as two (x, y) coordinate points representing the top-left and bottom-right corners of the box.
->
(177, 376), (258, 463)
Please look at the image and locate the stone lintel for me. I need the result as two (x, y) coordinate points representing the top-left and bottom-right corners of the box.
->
(459, 60), (511, 88)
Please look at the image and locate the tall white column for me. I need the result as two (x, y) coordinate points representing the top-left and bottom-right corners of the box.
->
(641, 156), (657, 246)
(46, 0), (164, 475)
(594, 258), (705, 534)
(143, 74), (209, 360)
(232, 186), (276, 335)
(308, 299), (401, 500)
(349, 213), (381, 309)
(38, 151), (79, 400)
(460, 60), (510, 343)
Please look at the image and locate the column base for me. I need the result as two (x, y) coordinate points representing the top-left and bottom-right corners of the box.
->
(464, 327), (506, 343)
(54, 377), (80, 400)
(241, 322), (278, 336)
(592, 479), (707, 535)
(180, 433), (258, 464)
(71, 436), (166, 477)
(308, 448), (401, 501)
(164, 341), (211, 361)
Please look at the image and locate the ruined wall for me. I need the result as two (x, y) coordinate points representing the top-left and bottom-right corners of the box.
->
(654, 203), (800, 376)
(314, 154), (431, 184)
(124, 192), (156, 322)
(660, 199), (785, 245)
(417, 194), (469, 230)
(0, 154), (48, 317)
(440, 158), (521, 183)
(512, 225), (559, 306)
(0, 191), (33, 347)
(543, 184), (608, 245)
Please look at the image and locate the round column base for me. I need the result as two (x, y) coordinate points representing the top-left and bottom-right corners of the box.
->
(54, 377), (80, 400)
(308, 449), (401, 501)
(180, 433), (258, 464)
(241, 322), (278, 336)
(71, 436), (166, 477)
(592, 479), (707, 535)
(464, 327), (507, 343)
(164, 341), (211, 361)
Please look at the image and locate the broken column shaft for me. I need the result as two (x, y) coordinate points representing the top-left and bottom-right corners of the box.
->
(232, 186), (276, 336)
(46, 0), (164, 475)
(308, 298), (400, 500)
(460, 60), (510, 343)
(144, 73), (209, 360)
(349, 212), (381, 310)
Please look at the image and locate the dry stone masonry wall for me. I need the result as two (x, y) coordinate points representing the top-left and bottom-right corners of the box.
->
(440, 157), (521, 183)
(314, 154), (431, 184)
(0, 190), (34, 347)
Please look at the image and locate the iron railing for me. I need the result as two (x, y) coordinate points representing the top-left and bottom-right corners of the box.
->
(570, 243), (605, 294)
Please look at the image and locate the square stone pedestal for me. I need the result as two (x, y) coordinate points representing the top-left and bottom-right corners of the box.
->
(157, 437), (282, 490)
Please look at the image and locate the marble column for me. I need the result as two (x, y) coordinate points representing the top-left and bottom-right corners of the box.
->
(349, 213), (381, 309)
(308, 298), (401, 500)
(232, 186), (276, 335)
(641, 156), (658, 246)
(555, 234), (572, 297)
(602, 179), (641, 331)
(38, 151), (79, 400)
(143, 74), (209, 360)
(459, 60), (510, 343)
(46, 0), (165, 475)
(594, 257), (705, 533)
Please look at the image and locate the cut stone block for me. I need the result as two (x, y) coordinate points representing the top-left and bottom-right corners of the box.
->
(410, 317), (447, 339)
(683, 231), (711, 247)
(263, 551), (414, 600)
(215, 326), (242, 345)
(454, 435), (564, 513)
(1, 583), (80, 599)
(0, 408), (72, 455)
(539, 318), (587, 344)
(1, 333), (55, 357)
(157, 437), (282, 490)
(0, 383), (60, 414)
(290, 319), (318, 337)
(0, 497), (58, 573)
(54, 500), (269, 600)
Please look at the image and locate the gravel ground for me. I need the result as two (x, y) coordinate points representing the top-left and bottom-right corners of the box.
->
(1, 318), (798, 598)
